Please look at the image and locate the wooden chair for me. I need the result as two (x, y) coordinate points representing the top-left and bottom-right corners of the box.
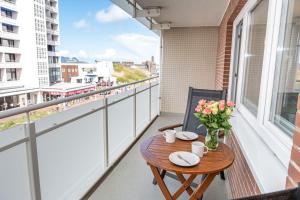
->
(234, 183), (300, 200)
(153, 87), (227, 195)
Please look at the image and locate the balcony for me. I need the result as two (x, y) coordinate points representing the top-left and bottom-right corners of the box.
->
(47, 28), (59, 35)
(46, 16), (58, 24)
(0, 78), (160, 200)
(47, 40), (60, 46)
(47, 51), (59, 57)
(46, 4), (58, 13)
(0, 0), (17, 11)
(0, 30), (19, 40)
(0, 0), (300, 199)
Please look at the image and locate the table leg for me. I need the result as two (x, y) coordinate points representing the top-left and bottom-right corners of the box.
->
(173, 173), (196, 199)
(149, 165), (173, 200)
(189, 173), (218, 200)
(153, 169), (166, 185)
(175, 173), (195, 195)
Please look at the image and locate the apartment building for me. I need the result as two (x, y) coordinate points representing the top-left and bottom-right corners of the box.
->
(0, 0), (61, 110)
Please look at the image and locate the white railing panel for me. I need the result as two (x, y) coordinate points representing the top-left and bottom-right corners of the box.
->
(0, 124), (25, 148)
(0, 144), (32, 200)
(34, 100), (104, 133)
(35, 100), (105, 200)
(107, 91), (134, 163)
(151, 84), (160, 119)
(136, 88), (150, 135)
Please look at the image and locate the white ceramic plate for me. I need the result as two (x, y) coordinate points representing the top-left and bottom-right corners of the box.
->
(176, 131), (198, 141)
(169, 151), (200, 167)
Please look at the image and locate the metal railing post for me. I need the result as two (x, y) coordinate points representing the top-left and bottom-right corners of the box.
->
(133, 87), (137, 138)
(25, 113), (42, 200)
(149, 81), (152, 121)
(103, 98), (109, 168)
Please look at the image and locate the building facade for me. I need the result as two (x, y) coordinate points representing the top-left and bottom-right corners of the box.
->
(0, 0), (61, 110)
(61, 64), (79, 83)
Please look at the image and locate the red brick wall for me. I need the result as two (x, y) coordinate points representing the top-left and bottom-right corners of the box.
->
(61, 65), (79, 83)
(218, 1), (262, 198)
(216, 0), (247, 90)
(286, 96), (300, 188)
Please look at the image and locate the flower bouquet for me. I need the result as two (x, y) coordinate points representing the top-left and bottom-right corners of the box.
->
(194, 99), (235, 151)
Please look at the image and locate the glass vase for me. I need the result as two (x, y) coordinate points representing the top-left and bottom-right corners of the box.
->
(205, 129), (219, 151)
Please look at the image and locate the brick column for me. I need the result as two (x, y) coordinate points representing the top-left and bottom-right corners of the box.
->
(215, 0), (247, 90)
(286, 95), (300, 188)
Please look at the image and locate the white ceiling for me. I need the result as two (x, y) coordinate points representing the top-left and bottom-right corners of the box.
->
(135, 0), (230, 27)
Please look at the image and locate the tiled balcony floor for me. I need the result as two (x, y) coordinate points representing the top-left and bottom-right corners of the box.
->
(89, 113), (229, 200)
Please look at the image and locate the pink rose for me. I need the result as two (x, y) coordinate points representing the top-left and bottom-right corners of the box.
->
(219, 100), (225, 105)
(195, 106), (202, 112)
(203, 107), (212, 115)
(227, 101), (235, 107)
(219, 103), (225, 111)
(207, 101), (213, 106)
(198, 99), (206, 106)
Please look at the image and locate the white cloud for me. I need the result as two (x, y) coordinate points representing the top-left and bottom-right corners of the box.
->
(78, 50), (89, 58)
(114, 33), (160, 62)
(73, 19), (89, 29)
(59, 50), (71, 57)
(96, 4), (130, 23)
(96, 48), (117, 59)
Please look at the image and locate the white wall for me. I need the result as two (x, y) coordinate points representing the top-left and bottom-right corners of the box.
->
(160, 27), (219, 113)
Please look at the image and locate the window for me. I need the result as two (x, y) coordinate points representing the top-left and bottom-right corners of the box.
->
(2, 24), (15, 33)
(1, 8), (13, 18)
(49, 68), (61, 83)
(241, 0), (269, 115)
(39, 77), (49, 87)
(37, 62), (48, 75)
(1, 38), (15, 47)
(5, 53), (16, 62)
(269, 0), (300, 136)
(6, 68), (17, 81)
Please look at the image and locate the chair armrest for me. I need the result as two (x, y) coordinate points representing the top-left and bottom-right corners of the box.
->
(158, 123), (183, 132)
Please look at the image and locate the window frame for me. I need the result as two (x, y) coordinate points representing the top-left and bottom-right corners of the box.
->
(230, 0), (294, 168)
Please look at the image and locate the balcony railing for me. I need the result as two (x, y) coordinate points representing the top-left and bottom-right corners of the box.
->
(0, 76), (160, 200)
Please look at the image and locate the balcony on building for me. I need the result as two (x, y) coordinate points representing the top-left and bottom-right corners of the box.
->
(1, 7), (17, 21)
(46, 0), (58, 12)
(0, 0), (17, 13)
(1, 0), (300, 200)
(46, 10), (58, 24)
(0, 38), (19, 48)
(1, 23), (18, 34)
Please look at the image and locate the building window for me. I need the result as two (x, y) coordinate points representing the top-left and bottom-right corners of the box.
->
(6, 68), (17, 81)
(5, 53), (16, 62)
(2, 24), (15, 33)
(269, 0), (300, 136)
(0, 38), (15, 47)
(1, 8), (13, 19)
(49, 68), (61, 83)
(241, 0), (269, 115)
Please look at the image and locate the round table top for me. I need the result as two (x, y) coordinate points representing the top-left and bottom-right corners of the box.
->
(140, 134), (235, 174)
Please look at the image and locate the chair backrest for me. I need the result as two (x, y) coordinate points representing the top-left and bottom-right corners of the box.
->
(233, 183), (300, 200)
(182, 87), (226, 136)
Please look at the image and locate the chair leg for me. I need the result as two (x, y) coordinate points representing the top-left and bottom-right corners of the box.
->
(152, 169), (166, 185)
(220, 171), (225, 180)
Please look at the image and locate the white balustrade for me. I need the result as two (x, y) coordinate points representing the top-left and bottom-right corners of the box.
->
(0, 79), (160, 200)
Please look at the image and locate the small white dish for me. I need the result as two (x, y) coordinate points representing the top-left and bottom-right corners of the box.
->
(169, 151), (200, 167)
(176, 131), (198, 141)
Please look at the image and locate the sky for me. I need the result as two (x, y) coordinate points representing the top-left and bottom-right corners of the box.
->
(58, 0), (160, 64)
